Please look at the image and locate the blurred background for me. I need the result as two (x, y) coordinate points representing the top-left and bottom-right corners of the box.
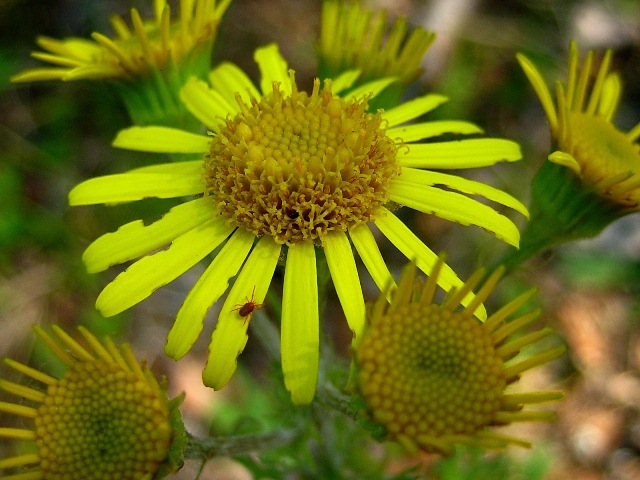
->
(1, 0), (640, 478)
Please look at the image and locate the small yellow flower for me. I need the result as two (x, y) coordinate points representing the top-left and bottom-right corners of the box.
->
(318, 0), (435, 97)
(0, 326), (180, 480)
(68, 44), (527, 405)
(518, 41), (640, 209)
(12, 0), (231, 126)
(355, 259), (565, 455)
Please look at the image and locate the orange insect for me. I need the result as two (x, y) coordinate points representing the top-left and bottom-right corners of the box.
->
(231, 286), (265, 324)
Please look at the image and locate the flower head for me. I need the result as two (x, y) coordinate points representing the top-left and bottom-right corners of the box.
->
(518, 41), (640, 210)
(0, 326), (182, 479)
(12, 0), (232, 126)
(355, 259), (565, 455)
(69, 44), (526, 404)
(318, 0), (435, 108)
(500, 42), (640, 271)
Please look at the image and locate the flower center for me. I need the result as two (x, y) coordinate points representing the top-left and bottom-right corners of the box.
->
(357, 303), (506, 452)
(203, 76), (399, 245)
(568, 113), (640, 197)
(34, 361), (171, 480)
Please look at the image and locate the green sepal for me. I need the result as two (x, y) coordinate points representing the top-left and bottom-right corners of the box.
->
(155, 392), (187, 479)
(112, 43), (212, 129)
(498, 160), (624, 273)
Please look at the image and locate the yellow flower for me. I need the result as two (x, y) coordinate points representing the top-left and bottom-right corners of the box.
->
(496, 42), (640, 272)
(318, 0), (435, 106)
(0, 326), (181, 480)
(518, 41), (640, 209)
(355, 259), (565, 455)
(12, 0), (232, 126)
(68, 43), (527, 405)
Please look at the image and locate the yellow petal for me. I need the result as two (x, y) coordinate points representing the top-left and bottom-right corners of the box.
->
(516, 53), (558, 132)
(548, 151), (581, 174)
(83, 198), (214, 273)
(349, 224), (397, 300)
(203, 235), (281, 390)
(382, 94), (448, 127)
(390, 179), (521, 247)
(166, 228), (255, 359)
(374, 208), (486, 319)
(180, 76), (237, 130)
(208, 61), (261, 106)
(281, 241), (319, 405)
(96, 217), (233, 316)
(346, 76), (398, 101)
(112, 126), (211, 153)
(387, 120), (483, 142)
(398, 138), (521, 169)
(254, 43), (291, 96)
(323, 231), (365, 340)
(68, 171), (204, 205)
(398, 167), (529, 218)
(330, 69), (361, 94)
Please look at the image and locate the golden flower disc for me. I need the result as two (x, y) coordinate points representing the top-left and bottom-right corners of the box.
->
(33, 360), (171, 480)
(357, 301), (506, 450)
(568, 112), (640, 205)
(204, 76), (399, 245)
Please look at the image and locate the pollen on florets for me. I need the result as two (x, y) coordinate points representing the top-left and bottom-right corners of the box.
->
(203, 71), (400, 245)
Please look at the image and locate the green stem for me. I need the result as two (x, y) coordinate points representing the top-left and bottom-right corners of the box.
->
(316, 381), (357, 419)
(184, 427), (301, 460)
(248, 309), (281, 361)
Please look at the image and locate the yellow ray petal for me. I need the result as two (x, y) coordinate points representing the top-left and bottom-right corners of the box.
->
(281, 241), (319, 405)
(323, 231), (365, 340)
(349, 223), (397, 300)
(96, 217), (233, 316)
(346, 76), (397, 102)
(254, 43), (291, 96)
(387, 120), (483, 142)
(68, 171), (204, 205)
(208, 61), (261, 106)
(382, 94), (448, 127)
(180, 76), (237, 130)
(390, 179), (521, 247)
(374, 208), (486, 319)
(516, 53), (558, 132)
(112, 126), (210, 153)
(330, 69), (361, 94)
(398, 138), (521, 169)
(203, 235), (281, 389)
(398, 167), (528, 217)
(83, 198), (214, 273)
(166, 228), (255, 359)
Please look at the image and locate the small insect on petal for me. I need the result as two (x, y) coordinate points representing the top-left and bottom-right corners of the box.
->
(231, 286), (265, 325)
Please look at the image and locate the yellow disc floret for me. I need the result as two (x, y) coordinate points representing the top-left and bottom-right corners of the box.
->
(35, 361), (171, 480)
(356, 260), (566, 455)
(0, 326), (175, 480)
(358, 302), (506, 444)
(204, 72), (399, 245)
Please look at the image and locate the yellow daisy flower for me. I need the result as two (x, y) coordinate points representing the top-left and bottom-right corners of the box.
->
(12, 0), (232, 126)
(518, 41), (640, 209)
(501, 42), (640, 271)
(0, 326), (182, 480)
(355, 259), (565, 455)
(68, 44), (527, 405)
(318, 0), (435, 106)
